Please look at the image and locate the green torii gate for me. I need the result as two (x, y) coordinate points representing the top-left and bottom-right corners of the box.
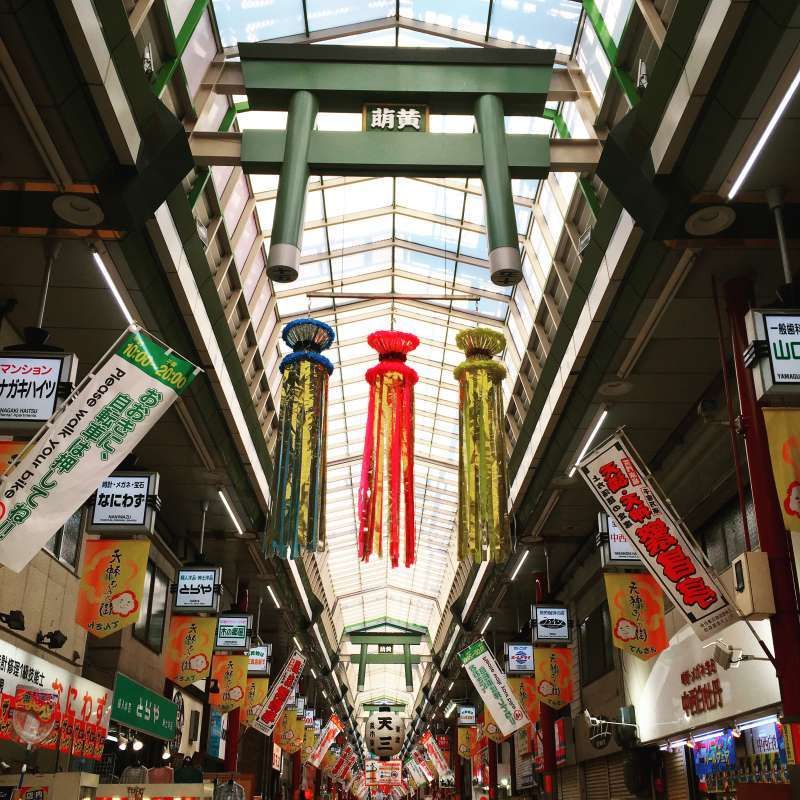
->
(203, 44), (576, 288)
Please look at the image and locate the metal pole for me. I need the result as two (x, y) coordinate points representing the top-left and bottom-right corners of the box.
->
(766, 187), (793, 284)
(37, 242), (61, 329)
(533, 572), (557, 800)
(199, 500), (209, 556)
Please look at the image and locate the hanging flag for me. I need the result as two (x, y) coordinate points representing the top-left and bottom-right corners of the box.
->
(508, 676), (539, 726)
(75, 539), (150, 637)
(456, 727), (472, 760)
(358, 330), (419, 567)
(0, 327), (199, 572)
(307, 712), (343, 767)
(246, 677), (270, 727)
(268, 319), (335, 558)
(164, 616), (216, 686)
(577, 430), (736, 640)
(454, 328), (510, 562)
(458, 639), (529, 737)
(604, 572), (668, 660)
(301, 725), (317, 763)
(420, 730), (452, 777)
(210, 654), (248, 713)
(483, 708), (507, 743)
(322, 748), (340, 775)
(764, 408), (800, 531)
(411, 750), (434, 783)
(252, 649), (306, 736)
(274, 707), (305, 753)
(533, 648), (573, 710)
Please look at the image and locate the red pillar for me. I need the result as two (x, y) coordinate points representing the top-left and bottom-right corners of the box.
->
(487, 740), (497, 800)
(224, 585), (249, 773)
(452, 727), (464, 800)
(726, 278), (800, 721)
(534, 574), (556, 800)
(291, 750), (302, 800)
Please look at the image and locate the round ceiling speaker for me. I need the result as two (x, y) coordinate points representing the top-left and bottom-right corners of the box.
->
(684, 205), (736, 236)
(52, 194), (104, 226)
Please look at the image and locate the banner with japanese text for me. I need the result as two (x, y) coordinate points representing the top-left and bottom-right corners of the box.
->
(0, 642), (112, 760)
(412, 750), (434, 783)
(210, 654), (248, 713)
(764, 408), (800, 531)
(275, 707), (305, 753)
(457, 639), (529, 737)
(420, 730), (452, 778)
(246, 678), (270, 727)
(604, 572), (668, 660)
(75, 539), (150, 637)
(578, 431), (736, 640)
(456, 727), (471, 759)
(252, 649), (306, 736)
(508, 676), (538, 726)
(164, 616), (216, 686)
(533, 648), (573, 710)
(321, 748), (339, 775)
(0, 328), (199, 572)
(307, 712), (343, 767)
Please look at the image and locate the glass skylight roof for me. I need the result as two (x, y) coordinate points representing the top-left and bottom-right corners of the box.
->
(214, 0), (585, 713)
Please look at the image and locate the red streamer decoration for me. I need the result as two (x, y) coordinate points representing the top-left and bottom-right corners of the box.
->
(358, 330), (419, 567)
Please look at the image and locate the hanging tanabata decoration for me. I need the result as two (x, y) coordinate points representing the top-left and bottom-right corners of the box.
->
(269, 318), (335, 558)
(358, 330), (419, 567)
(454, 328), (510, 561)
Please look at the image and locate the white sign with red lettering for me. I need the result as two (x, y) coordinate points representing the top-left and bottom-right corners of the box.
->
(307, 713), (343, 767)
(578, 432), (736, 640)
(420, 731), (452, 779)
(251, 649), (305, 736)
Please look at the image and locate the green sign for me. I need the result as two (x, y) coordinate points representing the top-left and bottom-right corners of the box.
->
(111, 673), (178, 740)
(364, 104), (427, 132)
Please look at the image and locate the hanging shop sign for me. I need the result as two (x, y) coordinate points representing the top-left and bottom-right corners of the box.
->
(331, 745), (353, 779)
(0, 352), (76, 430)
(111, 673), (178, 740)
(458, 639), (529, 738)
(252, 649), (306, 736)
(420, 731), (452, 778)
(365, 708), (404, 756)
(0, 643), (112, 759)
(511, 675), (539, 726)
(533, 647), (573, 710)
(604, 572), (668, 660)
(87, 471), (158, 533)
(745, 309), (800, 399)
(0, 328), (199, 573)
(173, 566), (222, 614)
(763, 408), (800, 532)
(403, 757), (425, 785)
(597, 512), (642, 567)
(364, 104), (427, 132)
(457, 704), (476, 726)
(505, 642), (534, 674)
(215, 614), (252, 651)
(456, 727), (471, 759)
(483, 707), (507, 743)
(209, 654), (248, 713)
(245, 677), (270, 727)
(164, 615), (216, 686)
(248, 644), (272, 675)
(274, 707), (305, 753)
(532, 604), (570, 643)
(272, 741), (282, 771)
(411, 750), (434, 783)
(577, 431), (736, 640)
(307, 712), (343, 767)
(301, 725), (317, 762)
(75, 539), (150, 637)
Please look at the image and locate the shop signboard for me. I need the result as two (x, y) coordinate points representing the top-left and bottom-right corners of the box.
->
(745, 309), (800, 399)
(209, 655), (248, 713)
(457, 704), (476, 726)
(411, 751), (434, 783)
(215, 614), (251, 651)
(532, 605), (570, 643)
(307, 713), (343, 767)
(164, 615), (216, 686)
(598, 512), (642, 567)
(420, 731), (452, 778)
(457, 639), (529, 738)
(363, 105), (427, 132)
(208, 710), (224, 759)
(272, 742), (282, 771)
(605, 572), (668, 660)
(578, 431), (736, 640)
(174, 567), (221, 613)
(252, 649), (306, 736)
(505, 642), (534, 674)
(88, 472), (158, 533)
(111, 673), (178, 740)
(533, 647), (573, 710)
(0, 351), (76, 430)
(248, 645), (272, 675)
(0, 328), (199, 573)
(365, 758), (402, 785)
(246, 677), (270, 727)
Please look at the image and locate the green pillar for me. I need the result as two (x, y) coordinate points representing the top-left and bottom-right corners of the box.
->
(267, 90), (318, 282)
(403, 644), (413, 692)
(357, 642), (368, 691)
(474, 93), (522, 287)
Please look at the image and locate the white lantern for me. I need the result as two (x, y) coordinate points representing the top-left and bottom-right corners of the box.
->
(365, 707), (405, 757)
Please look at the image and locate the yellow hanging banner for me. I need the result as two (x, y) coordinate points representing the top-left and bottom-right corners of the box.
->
(246, 677), (270, 727)
(209, 654), (247, 713)
(302, 726), (318, 763)
(164, 615), (216, 686)
(483, 708), (507, 743)
(533, 647), (573, 710)
(75, 539), (150, 637)
(274, 708), (305, 754)
(604, 572), (668, 660)
(764, 408), (800, 531)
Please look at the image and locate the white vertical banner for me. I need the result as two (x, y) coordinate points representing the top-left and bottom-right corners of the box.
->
(420, 731), (452, 778)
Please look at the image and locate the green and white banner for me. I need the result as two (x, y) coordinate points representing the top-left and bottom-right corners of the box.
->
(0, 328), (199, 572)
(457, 638), (529, 738)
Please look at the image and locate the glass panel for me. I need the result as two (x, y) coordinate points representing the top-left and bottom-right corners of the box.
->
(211, 165), (233, 197)
(196, 93), (229, 133)
(397, 29), (477, 47)
(148, 567), (169, 652)
(396, 179), (465, 219)
(134, 562), (153, 639)
(181, 11), (216, 99)
(324, 179), (393, 217)
(212, 0), (306, 48)
(167, 0), (195, 33)
(59, 510), (81, 569)
(223, 172), (250, 235)
(306, 0), (394, 32)
(576, 19), (612, 106)
(596, 0), (634, 45)
(488, 0), (581, 52)
(398, 0), (490, 35)
(539, 182), (564, 243)
(244, 249), (266, 302)
(234, 213), (258, 269)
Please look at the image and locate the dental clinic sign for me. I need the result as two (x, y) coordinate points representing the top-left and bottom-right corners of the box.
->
(0, 328), (199, 572)
(746, 309), (800, 399)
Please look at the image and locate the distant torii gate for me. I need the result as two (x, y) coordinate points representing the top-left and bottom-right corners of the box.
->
(191, 44), (602, 287)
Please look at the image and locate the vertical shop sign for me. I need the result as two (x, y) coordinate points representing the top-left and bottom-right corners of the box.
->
(245, 677), (270, 727)
(578, 431), (736, 639)
(604, 572), (668, 660)
(307, 713), (343, 767)
(252, 650), (306, 736)
(420, 730), (452, 778)
(533, 647), (573, 710)
(164, 616), (216, 686)
(274, 708), (305, 753)
(0, 353), (76, 427)
(0, 328), (199, 572)
(75, 539), (150, 637)
(210, 654), (248, 713)
(457, 639), (529, 737)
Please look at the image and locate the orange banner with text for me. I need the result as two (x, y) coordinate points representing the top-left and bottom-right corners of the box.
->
(604, 572), (668, 660)
(210, 654), (247, 713)
(164, 616), (216, 686)
(534, 647), (573, 710)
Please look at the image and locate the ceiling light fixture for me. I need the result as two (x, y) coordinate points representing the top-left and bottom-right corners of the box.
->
(461, 561), (489, 622)
(218, 489), (244, 536)
(91, 250), (135, 326)
(480, 616), (492, 635)
(568, 409), (608, 477)
(267, 585), (281, 609)
(440, 629), (460, 668)
(293, 635), (303, 652)
(132, 737), (144, 752)
(728, 64), (800, 198)
(311, 668), (318, 679)
(286, 548), (313, 620)
(510, 550), (529, 581)
(313, 623), (331, 668)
